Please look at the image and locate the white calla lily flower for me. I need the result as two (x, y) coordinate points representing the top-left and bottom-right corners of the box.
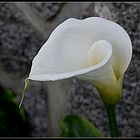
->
(28, 17), (132, 105)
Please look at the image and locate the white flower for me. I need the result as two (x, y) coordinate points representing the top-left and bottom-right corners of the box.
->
(28, 17), (132, 105)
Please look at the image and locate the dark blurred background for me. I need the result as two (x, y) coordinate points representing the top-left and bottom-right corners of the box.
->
(0, 2), (140, 137)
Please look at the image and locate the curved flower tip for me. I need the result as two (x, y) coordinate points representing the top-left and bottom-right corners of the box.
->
(28, 17), (132, 105)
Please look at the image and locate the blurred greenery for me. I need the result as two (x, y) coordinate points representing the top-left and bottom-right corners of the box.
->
(60, 114), (103, 137)
(0, 86), (31, 137)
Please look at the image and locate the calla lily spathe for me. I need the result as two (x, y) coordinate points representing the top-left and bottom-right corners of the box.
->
(28, 17), (132, 105)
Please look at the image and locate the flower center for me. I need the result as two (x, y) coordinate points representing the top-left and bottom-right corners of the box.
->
(87, 40), (112, 66)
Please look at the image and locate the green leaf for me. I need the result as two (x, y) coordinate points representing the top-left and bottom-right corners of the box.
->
(0, 86), (31, 136)
(60, 114), (104, 137)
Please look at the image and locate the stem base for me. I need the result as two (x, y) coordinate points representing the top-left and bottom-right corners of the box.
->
(104, 104), (118, 137)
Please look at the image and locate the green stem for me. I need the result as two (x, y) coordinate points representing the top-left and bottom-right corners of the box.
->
(104, 104), (118, 137)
